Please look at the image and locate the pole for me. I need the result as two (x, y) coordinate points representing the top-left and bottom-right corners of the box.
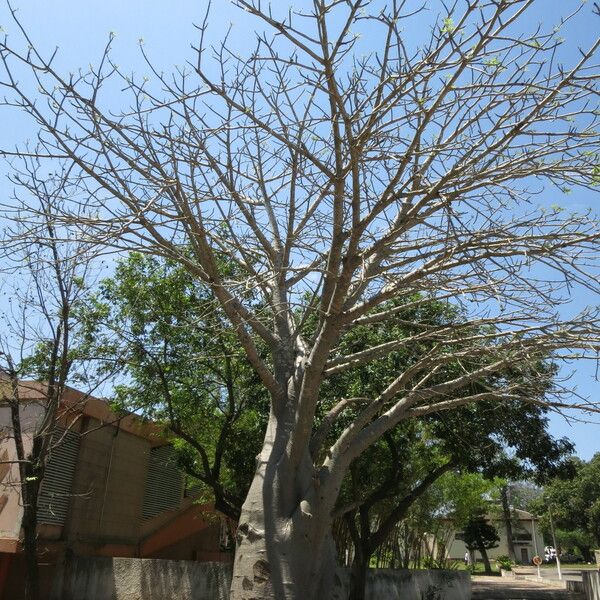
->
(532, 516), (539, 556)
(548, 508), (562, 581)
(531, 516), (542, 579)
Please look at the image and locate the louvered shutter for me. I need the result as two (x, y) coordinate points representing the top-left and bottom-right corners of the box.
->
(37, 428), (80, 525)
(141, 445), (183, 520)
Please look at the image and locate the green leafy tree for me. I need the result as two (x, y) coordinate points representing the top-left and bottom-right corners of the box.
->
(321, 300), (572, 600)
(370, 470), (503, 571)
(463, 512), (501, 573)
(532, 454), (600, 561)
(84, 252), (267, 520)
(90, 254), (574, 598)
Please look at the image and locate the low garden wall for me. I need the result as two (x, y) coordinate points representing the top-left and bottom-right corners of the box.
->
(50, 556), (471, 600)
(51, 557), (232, 600)
(582, 570), (600, 600)
(355, 568), (470, 600)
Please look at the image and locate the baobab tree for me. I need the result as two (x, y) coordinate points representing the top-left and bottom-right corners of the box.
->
(1, 1), (599, 599)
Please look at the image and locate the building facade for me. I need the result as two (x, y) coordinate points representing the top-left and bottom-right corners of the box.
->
(446, 508), (545, 565)
(0, 377), (232, 599)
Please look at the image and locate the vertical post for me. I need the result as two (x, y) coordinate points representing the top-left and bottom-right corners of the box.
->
(531, 516), (539, 556)
(533, 554), (543, 579)
(531, 516), (541, 579)
(548, 509), (562, 581)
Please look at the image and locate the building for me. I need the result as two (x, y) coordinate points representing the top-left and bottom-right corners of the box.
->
(0, 376), (233, 599)
(446, 508), (545, 565)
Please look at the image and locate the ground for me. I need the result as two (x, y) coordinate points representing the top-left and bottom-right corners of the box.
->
(472, 576), (584, 600)
(470, 566), (596, 600)
(524, 566), (596, 584)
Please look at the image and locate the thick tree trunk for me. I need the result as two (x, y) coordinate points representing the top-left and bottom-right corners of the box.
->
(480, 547), (492, 575)
(501, 486), (516, 562)
(348, 548), (369, 600)
(10, 391), (41, 600)
(229, 414), (344, 600)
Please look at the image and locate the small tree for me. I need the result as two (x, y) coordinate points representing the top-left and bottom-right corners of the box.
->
(532, 454), (600, 562)
(0, 163), (99, 600)
(464, 513), (500, 574)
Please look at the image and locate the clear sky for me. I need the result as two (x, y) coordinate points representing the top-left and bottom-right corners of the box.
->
(0, 0), (598, 458)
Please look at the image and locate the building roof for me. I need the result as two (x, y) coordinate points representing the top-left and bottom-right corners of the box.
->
(0, 373), (166, 445)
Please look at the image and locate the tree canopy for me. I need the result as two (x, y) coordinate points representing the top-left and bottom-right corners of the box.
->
(464, 512), (501, 573)
(83, 252), (267, 520)
(532, 454), (600, 561)
(1, 1), (599, 598)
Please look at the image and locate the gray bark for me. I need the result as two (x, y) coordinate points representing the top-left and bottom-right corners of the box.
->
(480, 547), (493, 575)
(229, 412), (344, 600)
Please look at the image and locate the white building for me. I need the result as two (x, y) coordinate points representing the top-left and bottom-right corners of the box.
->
(446, 509), (545, 565)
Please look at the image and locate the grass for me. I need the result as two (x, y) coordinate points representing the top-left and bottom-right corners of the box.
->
(455, 562), (500, 575)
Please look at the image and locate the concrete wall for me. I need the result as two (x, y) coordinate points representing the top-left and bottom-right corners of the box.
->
(582, 570), (600, 600)
(50, 556), (471, 600)
(51, 556), (232, 600)
(350, 568), (470, 600)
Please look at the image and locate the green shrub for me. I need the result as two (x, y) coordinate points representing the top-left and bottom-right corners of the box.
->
(496, 555), (513, 571)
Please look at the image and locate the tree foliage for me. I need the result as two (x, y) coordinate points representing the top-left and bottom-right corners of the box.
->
(84, 252), (267, 519)
(533, 454), (600, 560)
(463, 512), (501, 573)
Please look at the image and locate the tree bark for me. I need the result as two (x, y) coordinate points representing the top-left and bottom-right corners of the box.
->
(22, 496), (40, 600)
(501, 486), (516, 562)
(8, 377), (41, 600)
(343, 509), (370, 600)
(229, 413), (344, 600)
(344, 460), (455, 600)
(348, 549), (369, 600)
(480, 547), (492, 575)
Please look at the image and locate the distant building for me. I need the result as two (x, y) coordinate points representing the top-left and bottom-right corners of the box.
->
(445, 508), (545, 565)
(0, 376), (233, 599)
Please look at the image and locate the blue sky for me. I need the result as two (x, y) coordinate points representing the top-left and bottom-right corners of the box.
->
(0, 0), (598, 458)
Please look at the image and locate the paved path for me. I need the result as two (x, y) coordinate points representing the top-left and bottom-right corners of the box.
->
(516, 567), (590, 583)
(471, 576), (584, 600)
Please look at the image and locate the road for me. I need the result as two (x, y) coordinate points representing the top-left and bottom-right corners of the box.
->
(540, 568), (584, 583)
(515, 567), (593, 583)
(472, 576), (584, 600)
